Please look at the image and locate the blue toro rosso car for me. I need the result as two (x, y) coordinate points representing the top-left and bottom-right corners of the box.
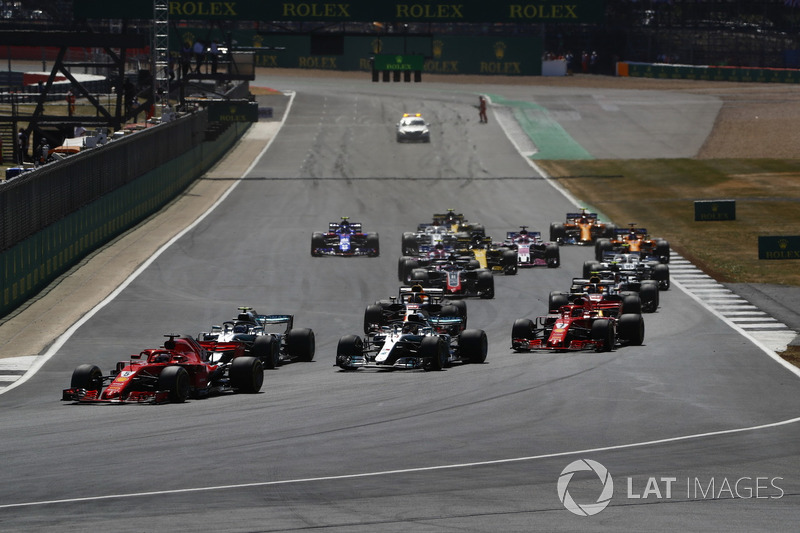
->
(311, 217), (380, 257)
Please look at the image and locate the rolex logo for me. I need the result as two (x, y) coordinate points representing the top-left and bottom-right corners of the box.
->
(494, 42), (507, 60)
(433, 40), (443, 59)
(779, 238), (789, 250)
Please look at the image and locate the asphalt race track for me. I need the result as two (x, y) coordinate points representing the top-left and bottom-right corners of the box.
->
(1, 73), (799, 531)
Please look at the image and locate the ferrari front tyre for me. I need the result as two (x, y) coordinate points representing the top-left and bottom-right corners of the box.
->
(363, 304), (384, 334)
(512, 318), (535, 343)
(420, 336), (447, 371)
(590, 319), (615, 352)
(252, 335), (280, 369)
(336, 335), (362, 370)
(311, 232), (325, 257)
(158, 366), (191, 403)
(286, 328), (315, 362)
(71, 364), (103, 391)
(619, 313), (645, 346)
(459, 329), (488, 364)
(230, 356), (264, 393)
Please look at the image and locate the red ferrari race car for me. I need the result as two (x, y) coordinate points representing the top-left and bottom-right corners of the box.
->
(62, 334), (264, 404)
(511, 295), (644, 353)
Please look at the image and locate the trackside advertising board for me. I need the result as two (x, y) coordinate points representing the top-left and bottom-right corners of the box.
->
(758, 236), (800, 260)
(694, 200), (736, 221)
(74, 0), (605, 23)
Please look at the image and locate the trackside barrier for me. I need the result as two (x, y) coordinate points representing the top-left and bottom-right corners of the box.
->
(0, 117), (249, 318)
(617, 61), (800, 83)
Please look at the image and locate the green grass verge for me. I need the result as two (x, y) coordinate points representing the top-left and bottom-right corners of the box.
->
(537, 158), (800, 287)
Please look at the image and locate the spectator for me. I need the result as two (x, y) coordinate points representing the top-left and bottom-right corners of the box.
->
(193, 39), (206, 73)
(209, 39), (219, 74)
(66, 88), (76, 116)
(17, 128), (28, 164)
(180, 41), (192, 78)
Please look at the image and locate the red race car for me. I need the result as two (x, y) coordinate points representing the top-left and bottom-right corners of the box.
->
(511, 295), (644, 353)
(62, 334), (263, 404)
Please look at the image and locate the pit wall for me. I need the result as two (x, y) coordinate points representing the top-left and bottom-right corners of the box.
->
(0, 117), (249, 318)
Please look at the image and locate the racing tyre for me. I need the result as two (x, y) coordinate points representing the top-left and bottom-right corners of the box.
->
(619, 313), (645, 346)
(595, 238), (613, 261)
(158, 366), (190, 403)
(467, 259), (481, 271)
(582, 260), (601, 279)
(398, 257), (419, 283)
(459, 329), (488, 364)
(655, 239), (671, 263)
(502, 250), (518, 275)
(472, 224), (486, 238)
(604, 224), (618, 238)
(230, 356), (264, 393)
(653, 264), (670, 290)
(590, 319), (615, 352)
(545, 244), (560, 268)
(421, 336), (448, 371)
(439, 305), (461, 318)
(550, 223), (565, 242)
(363, 304), (384, 334)
(366, 233), (380, 257)
(311, 232), (325, 257)
(477, 270), (494, 299)
(252, 335), (280, 369)
(401, 233), (418, 255)
(639, 281), (659, 313)
(548, 291), (569, 313)
(621, 293), (642, 315)
(71, 364), (103, 391)
(410, 269), (429, 285)
(512, 318), (534, 350)
(336, 335), (363, 370)
(286, 328), (315, 362)
(450, 300), (468, 326)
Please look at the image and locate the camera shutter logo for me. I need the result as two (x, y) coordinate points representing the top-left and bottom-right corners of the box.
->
(557, 459), (614, 516)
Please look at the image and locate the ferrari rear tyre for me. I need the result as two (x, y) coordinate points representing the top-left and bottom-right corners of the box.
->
(158, 366), (190, 403)
(230, 356), (264, 393)
(459, 329), (488, 363)
(286, 328), (315, 362)
(548, 291), (569, 313)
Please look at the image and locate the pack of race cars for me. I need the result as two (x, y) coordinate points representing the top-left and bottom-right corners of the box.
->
(62, 208), (669, 402)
